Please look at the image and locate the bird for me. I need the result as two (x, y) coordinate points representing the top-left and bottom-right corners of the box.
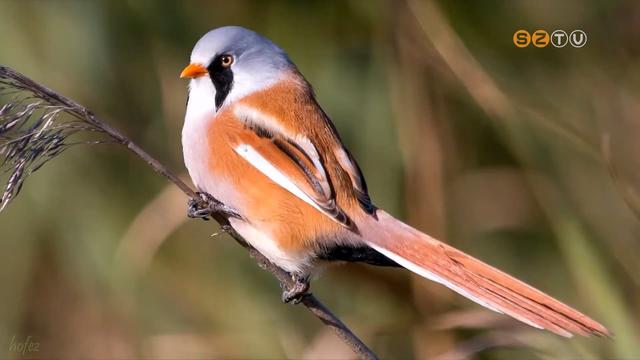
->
(179, 25), (609, 337)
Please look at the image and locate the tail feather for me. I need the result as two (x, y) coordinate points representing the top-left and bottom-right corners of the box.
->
(362, 211), (610, 337)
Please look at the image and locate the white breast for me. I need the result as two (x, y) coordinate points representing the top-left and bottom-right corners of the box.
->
(182, 78), (241, 210)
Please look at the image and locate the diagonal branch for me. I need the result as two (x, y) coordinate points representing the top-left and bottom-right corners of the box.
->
(0, 66), (379, 360)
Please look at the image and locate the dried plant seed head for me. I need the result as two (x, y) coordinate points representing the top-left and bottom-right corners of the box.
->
(0, 68), (110, 211)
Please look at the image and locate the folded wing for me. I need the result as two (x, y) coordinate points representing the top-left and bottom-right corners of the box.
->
(230, 108), (355, 230)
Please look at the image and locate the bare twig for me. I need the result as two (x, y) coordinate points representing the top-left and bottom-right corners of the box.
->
(0, 66), (379, 360)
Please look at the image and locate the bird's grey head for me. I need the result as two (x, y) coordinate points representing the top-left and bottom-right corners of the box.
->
(182, 26), (295, 115)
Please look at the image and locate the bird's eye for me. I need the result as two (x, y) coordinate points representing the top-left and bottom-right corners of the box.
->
(220, 54), (234, 68)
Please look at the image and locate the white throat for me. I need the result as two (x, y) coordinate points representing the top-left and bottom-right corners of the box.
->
(186, 77), (216, 120)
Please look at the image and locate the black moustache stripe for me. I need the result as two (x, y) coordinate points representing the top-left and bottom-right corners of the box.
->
(207, 57), (234, 110)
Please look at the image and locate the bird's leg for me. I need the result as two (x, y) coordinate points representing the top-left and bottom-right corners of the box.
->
(187, 191), (242, 220)
(281, 273), (310, 304)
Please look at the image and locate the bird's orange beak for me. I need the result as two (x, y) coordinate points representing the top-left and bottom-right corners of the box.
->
(180, 63), (208, 79)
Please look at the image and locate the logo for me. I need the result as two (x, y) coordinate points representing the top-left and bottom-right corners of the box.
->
(513, 30), (530, 48)
(569, 30), (587, 48)
(551, 30), (568, 48)
(514, 29), (586, 48)
(532, 30), (549, 48)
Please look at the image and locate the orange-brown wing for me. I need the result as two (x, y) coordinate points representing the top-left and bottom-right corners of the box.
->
(230, 125), (356, 231)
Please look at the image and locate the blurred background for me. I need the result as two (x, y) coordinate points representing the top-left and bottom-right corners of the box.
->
(1, 0), (640, 359)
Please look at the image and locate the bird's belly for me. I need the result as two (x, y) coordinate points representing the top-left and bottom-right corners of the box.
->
(229, 218), (312, 273)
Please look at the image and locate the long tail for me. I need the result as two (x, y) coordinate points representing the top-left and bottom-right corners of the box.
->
(360, 210), (609, 337)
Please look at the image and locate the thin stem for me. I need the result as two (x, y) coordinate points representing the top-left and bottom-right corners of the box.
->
(0, 66), (379, 360)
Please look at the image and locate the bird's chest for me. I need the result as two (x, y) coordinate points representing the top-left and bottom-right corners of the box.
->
(181, 112), (242, 210)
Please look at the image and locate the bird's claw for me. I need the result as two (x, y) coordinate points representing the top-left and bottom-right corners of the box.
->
(281, 274), (310, 304)
(187, 192), (213, 220)
(187, 192), (242, 221)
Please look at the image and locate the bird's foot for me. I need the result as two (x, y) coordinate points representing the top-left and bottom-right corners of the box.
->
(187, 192), (241, 220)
(187, 193), (212, 221)
(281, 274), (310, 304)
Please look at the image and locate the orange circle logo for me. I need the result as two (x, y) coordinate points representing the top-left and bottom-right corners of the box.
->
(532, 30), (549, 48)
(513, 30), (530, 48)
